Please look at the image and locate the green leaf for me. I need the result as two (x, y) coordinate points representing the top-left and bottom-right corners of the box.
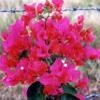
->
(27, 81), (45, 100)
(62, 84), (77, 95)
(28, 93), (44, 100)
(44, 7), (49, 13)
(37, 15), (44, 20)
(60, 94), (79, 100)
(43, 55), (58, 65)
(60, 94), (66, 100)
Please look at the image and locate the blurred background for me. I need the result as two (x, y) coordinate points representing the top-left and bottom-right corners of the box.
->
(0, 0), (100, 100)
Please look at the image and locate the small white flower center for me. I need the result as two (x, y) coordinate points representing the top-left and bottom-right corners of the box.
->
(20, 66), (24, 70)
(64, 63), (67, 67)
(62, 59), (65, 64)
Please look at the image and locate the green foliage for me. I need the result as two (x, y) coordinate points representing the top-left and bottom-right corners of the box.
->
(62, 84), (77, 95)
(60, 84), (79, 100)
(27, 82), (45, 100)
(60, 94), (79, 100)
(44, 6), (49, 13)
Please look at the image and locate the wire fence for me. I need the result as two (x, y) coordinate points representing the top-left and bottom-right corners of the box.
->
(0, 9), (24, 13)
(0, 7), (100, 13)
(86, 93), (100, 100)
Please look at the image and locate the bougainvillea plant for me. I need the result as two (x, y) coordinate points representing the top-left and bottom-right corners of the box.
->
(0, 0), (100, 100)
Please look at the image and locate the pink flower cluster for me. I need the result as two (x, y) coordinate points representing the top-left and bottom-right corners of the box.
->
(0, 0), (99, 99)
(40, 59), (81, 95)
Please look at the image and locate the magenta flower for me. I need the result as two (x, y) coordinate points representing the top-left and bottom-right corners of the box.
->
(52, 0), (64, 9)
(85, 46), (100, 60)
(0, 0), (99, 99)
